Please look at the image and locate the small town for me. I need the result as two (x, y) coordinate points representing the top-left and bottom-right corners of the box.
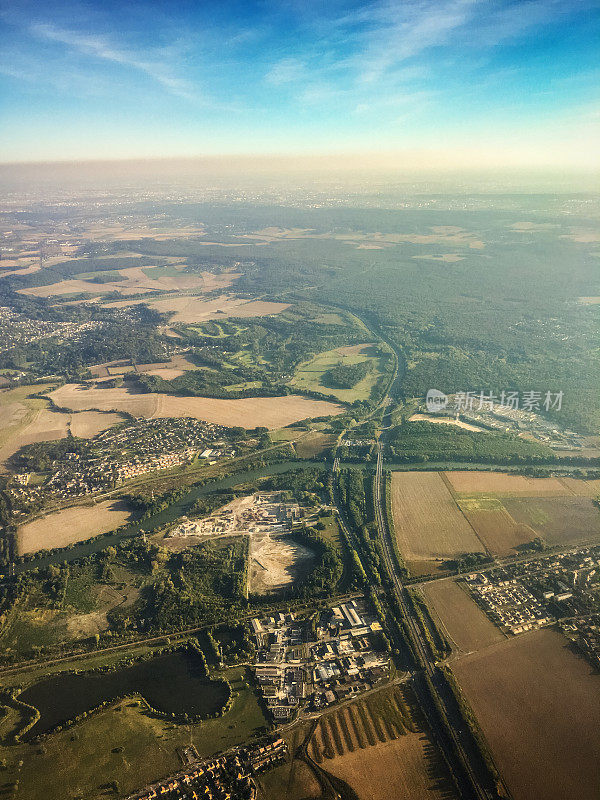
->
(14, 417), (240, 500)
(464, 543), (600, 662)
(252, 599), (389, 721)
(127, 738), (288, 800)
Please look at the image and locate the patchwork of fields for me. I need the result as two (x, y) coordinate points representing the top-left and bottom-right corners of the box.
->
(0, 386), (125, 469)
(103, 292), (288, 322)
(48, 383), (344, 429)
(391, 470), (600, 574)
(390, 472), (484, 569)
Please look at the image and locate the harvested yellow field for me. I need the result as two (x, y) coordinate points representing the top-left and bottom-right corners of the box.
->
(311, 686), (457, 800)
(444, 470), (570, 496)
(103, 293), (289, 322)
(18, 500), (133, 554)
(48, 384), (343, 429)
(557, 476), (600, 497)
(421, 579), (504, 653)
(390, 472), (484, 563)
(0, 385), (61, 470)
(325, 736), (455, 800)
(69, 411), (125, 437)
(462, 507), (534, 556)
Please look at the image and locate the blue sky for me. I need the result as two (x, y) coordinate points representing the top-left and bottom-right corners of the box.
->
(0, 0), (598, 164)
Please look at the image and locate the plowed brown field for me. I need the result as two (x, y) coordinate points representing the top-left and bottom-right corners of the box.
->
(452, 628), (600, 800)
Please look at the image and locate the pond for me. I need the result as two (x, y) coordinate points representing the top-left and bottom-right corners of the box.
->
(19, 648), (229, 740)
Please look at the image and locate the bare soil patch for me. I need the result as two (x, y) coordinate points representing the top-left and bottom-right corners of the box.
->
(18, 500), (133, 555)
(390, 472), (484, 562)
(421, 579), (504, 653)
(248, 533), (315, 594)
(408, 413), (486, 432)
(452, 628), (600, 800)
(444, 471), (569, 496)
(48, 384), (343, 429)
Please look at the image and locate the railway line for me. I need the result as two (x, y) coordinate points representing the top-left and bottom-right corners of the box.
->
(331, 306), (500, 800)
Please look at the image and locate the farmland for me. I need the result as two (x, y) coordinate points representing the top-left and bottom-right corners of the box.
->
(48, 383), (344, 428)
(421, 579), (504, 653)
(452, 628), (600, 800)
(444, 471), (569, 496)
(17, 499), (134, 554)
(390, 471), (600, 570)
(309, 685), (457, 800)
(17, 262), (237, 298)
(104, 292), (289, 322)
(390, 471), (484, 570)
(289, 342), (387, 403)
(460, 504), (533, 557)
(502, 496), (600, 546)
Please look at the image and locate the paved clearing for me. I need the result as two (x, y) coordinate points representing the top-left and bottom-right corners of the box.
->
(48, 384), (343, 429)
(390, 472), (484, 564)
(452, 628), (600, 800)
(421, 579), (504, 653)
(18, 500), (133, 555)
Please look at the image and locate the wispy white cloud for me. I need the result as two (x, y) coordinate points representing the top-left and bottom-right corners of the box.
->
(265, 57), (309, 86)
(29, 21), (197, 99)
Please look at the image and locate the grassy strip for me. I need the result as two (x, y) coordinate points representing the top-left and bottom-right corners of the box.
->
(319, 717), (335, 759)
(406, 588), (447, 661)
(348, 705), (367, 749)
(440, 665), (501, 784)
(337, 709), (355, 752)
(384, 470), (408, 578)
(364, 699), (386, 743)
(327, 713), (345, 756)
(356, 702), (376, 747)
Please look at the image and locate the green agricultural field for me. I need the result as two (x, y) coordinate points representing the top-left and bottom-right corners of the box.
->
(289, 343), (388, 402)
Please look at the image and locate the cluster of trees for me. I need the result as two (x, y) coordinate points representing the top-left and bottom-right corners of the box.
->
(289, 526), (343, 599)
(389, 421), (555, 464)
(139, 538), (248, 631)
(322, 360), (370, 389)
(337, 468), (383, 584)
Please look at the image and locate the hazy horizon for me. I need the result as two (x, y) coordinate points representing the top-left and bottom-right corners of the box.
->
(1, 1), (599, 167)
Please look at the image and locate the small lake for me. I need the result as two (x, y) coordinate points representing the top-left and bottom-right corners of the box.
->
(19, 648), (229, 740)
